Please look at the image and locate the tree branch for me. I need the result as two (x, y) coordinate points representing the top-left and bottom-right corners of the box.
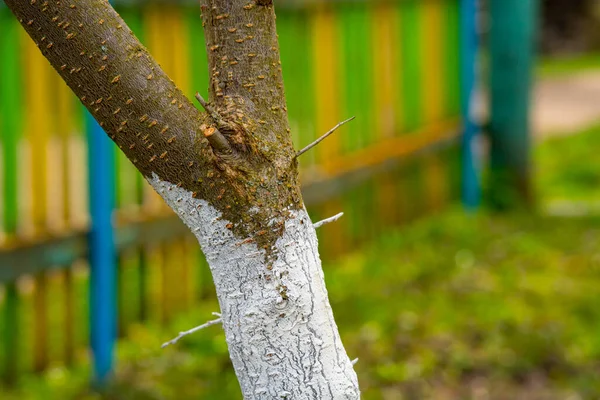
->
(313, 212), (344, 229)
(200, 0), (294, 152)
(296, 117), (356, 158)
(3, 0), (214, 186)
(161, 313), (223, 348)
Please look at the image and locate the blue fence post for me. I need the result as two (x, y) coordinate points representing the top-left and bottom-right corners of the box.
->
(460, 0), (480, 209)
(86, 110), (116, 385)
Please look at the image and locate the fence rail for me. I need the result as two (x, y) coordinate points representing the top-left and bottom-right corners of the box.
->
(0, 0), (471, 386)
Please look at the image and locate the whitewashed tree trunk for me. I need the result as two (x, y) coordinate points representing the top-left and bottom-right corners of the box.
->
(151, 174), (359, 399)
(6, 0), (361, 397)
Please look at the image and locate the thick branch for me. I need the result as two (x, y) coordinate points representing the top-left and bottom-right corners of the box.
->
(4, 0), (215, 188)
(201, 0), (295, 164)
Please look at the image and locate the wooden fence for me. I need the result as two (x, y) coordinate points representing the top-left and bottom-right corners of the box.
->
(0, 0), (472, 385)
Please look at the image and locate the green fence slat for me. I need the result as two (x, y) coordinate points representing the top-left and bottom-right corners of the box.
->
(299, 11), (316, 157)
(339, 3), (373, 153)
(188, 8), (209, 102)
(1, 11), (22, 386)
(278, 11), (301, 149)
(400, 0), (423, 132)
(278, 10), (316, 156)
(1, 12), (21, 234)
(2, 284), (18, 384)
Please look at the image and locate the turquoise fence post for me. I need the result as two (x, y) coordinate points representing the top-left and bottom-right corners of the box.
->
(86, 104), (117, 384)
(460, 0), (480, 209)
(488, 0), (538, 208)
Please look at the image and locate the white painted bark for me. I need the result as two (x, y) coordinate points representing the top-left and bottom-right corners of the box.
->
(149, 173), (360, 399)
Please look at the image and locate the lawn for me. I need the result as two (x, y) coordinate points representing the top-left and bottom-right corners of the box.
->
(537, 52), (600, 78)
(536, 123), (600, 211)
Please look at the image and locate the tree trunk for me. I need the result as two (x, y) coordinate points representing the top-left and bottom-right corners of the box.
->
(4, 0), (360, 398)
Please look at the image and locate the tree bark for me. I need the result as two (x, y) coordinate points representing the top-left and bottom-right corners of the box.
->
(4, 0), (360, 398)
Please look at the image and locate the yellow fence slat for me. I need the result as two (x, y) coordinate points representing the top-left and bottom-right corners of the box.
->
(56, 76), (75, 228)
(371, 3), (400, 228)
(311, 6), (346, 257)
(170, 8), (191, 96)
(372, 2), (399, 139)
(424, 152), (447, 211)
(421, 1), (448, 212)
(147, 245), (162, 324)
(22, 30), (54, 373)
(422, 0), (444, 124)
(183, 238), (197, 309)
(375, 171), (398, 230)
(22, 32), (51, 233)
(54, 74), (77, 366)
(143, 5), (171, 212)
(63, 267), (75, 365)
(312, 7), (341, 168)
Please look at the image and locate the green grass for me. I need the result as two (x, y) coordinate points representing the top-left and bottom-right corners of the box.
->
(334, 211), (600, 398)
(537, 52), (600, 78)
(536, 123), (600, 207)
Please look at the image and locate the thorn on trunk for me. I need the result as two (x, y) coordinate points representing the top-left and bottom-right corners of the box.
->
(313, 212), (344, 229)
(200, 124), (233, 156)
(295, 116), (355, 158)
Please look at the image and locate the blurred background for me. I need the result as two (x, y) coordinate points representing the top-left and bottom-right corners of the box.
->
(1, 0), (600, 398)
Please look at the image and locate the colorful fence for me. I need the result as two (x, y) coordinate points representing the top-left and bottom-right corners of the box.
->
(0, 0), (470, 385)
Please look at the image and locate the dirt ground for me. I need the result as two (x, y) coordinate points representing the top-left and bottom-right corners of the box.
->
(534, 70), (600, 138)
(473, 70), (600, 140)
